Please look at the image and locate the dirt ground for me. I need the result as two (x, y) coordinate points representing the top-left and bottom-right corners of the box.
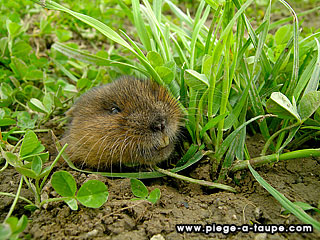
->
(0, 132), (319, 240)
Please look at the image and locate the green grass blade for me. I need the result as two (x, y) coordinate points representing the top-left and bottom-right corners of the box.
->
(216, 30), (232, 148)
(252, 0), (271, 76)
(204, 6), (221, 55)
(215, 115), (273, 161)
(171, 36), (189, 69)
(119, 30), (164, 85)
(52, 42), (149, 75)
(52, 59), (78, 82)
(132, 0), (152, 51)
(247, 70), (272, 145)
(269, 6), (320, 30)
(190, 2), (210, 69)
(249, 163), (320, 231)
(265, 36), (293, 90)
(164, 0), (192, 26)
(141, 0), (171, 61)
(304, 38), (320, 95)
(57, 136), (204, 179)
(278, 0), (299, 97)
(200, 113), (228, 138)
(217, 0), (254, 49)
(224, 83), (250, 130)
(278, 126), (300, 153)
(232, 0), (272, 74)
(153, 0), (162, 22)
(294, 55), (317, 100)
(34, 0), (134, 52)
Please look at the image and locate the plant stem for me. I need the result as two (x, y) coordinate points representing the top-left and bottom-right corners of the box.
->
(231, 148), (320, 172)
(154, 166), (236, 192)
(261, 122), (300, 156)
(0, 160), (8, 172)
(4, 176), (24, 222)
(0, 192), (34, 205)
(40, 197), (73, 207)
(40, 143), (68, 190)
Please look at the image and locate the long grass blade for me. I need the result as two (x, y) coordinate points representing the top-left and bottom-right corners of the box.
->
(249, 163), (320, 231)
(215, 115), (274, 161)
(132, 0), (152, 51)
(52, 42), (149, 75)
(304, 38), (320, 95)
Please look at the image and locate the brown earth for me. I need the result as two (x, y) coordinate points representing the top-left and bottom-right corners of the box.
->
(0, 133), (319, 240)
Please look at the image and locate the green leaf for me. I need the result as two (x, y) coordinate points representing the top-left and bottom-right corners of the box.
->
(51, 171), (77, 197)
(176, 144), (199, 167)
(76, 180), (109, 208)
(15, 166), (38, 179)
(147, 51), (163, 67)
(0, 83), (13, 108)
(9, 56), (28, 79)
(298, 91), (320, 121)
(0, 108), (11, 119)
(155, 66), (174, 84)
(12, 40), (32, 58)
(3, 151), (20, 167)
(184, 70), (209, 90)
(0, 37), (8, 57)
(10, 215), (28, 235)
(2, 215), (28, 240)
(249, 163), (320, 231)
(28, 98), (49, 114)
(77, 78), (91, 90)
(64, 198), (78, 210)
(275, 25), (292, 45)
(20, 130), (41, 157)
(266, 92), (300, 121)
(53, 95), (63, 108)
(16, 111), (37, 129)
(2, 127), (18, 142)
(6, 20), (22, 39)
(0, 118), (16, 126)
(55, 29), (73, 42)
(130, 178), (148, 198)
(147, 188), (161, 204)
(31, 156), (42, 176)
(25, 69), (43, 81)
(43, 93), (54, 113)
(24, 205), (38, 212)
(0, 223), (11, 240)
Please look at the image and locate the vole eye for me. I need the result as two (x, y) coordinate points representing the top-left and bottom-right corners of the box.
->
(111, 106), (121, 114)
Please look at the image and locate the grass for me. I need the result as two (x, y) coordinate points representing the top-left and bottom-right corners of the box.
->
(0, 0), (320, 236)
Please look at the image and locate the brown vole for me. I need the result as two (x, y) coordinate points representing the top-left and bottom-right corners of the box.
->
(63, 77), (182, 169)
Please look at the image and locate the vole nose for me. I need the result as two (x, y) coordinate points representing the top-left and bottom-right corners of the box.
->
(151, 118), (166, 132)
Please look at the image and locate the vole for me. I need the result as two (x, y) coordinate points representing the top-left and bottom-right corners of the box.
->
(63, 77), (182, 169)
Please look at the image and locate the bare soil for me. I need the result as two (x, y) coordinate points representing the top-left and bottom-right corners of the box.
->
(0, 133), (319, 240)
